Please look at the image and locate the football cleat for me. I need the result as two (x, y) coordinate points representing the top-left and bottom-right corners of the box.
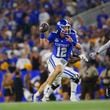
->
(23, 88), (33, 102)
(41, 96), (49, 102)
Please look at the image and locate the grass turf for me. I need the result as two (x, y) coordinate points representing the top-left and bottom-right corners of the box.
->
(0, 100), (109, 110)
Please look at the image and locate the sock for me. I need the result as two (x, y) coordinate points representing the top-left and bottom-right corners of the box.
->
(44, 84), (52, 98)
(70, 80), (77, 99)
(42, 86), (54, 101)
(33, 91), (40, 102)
(34, 91), (40, 97)
(45, 86), (54, 97)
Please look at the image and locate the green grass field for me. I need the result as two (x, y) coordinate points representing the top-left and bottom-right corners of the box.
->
(0, 100), (109, 110)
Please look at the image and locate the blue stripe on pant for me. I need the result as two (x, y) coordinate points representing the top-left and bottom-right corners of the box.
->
(63, 69), (76, 78)
(49, 56), (56, 68)
(63, 72), (73, 78)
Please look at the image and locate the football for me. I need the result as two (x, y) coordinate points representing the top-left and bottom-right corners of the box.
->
(39, 22), (49, 33)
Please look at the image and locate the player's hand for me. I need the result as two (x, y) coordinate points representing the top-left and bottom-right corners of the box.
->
(79, 54), (88, 62)
(66, 35), (73, 42)
(89, 52), (98, 59)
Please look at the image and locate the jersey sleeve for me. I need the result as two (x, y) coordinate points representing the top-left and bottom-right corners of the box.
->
(71, 33), (79, 46)
(47, 32), (56, 43)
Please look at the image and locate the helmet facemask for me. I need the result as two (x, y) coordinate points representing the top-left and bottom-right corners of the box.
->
(60, 25), (71, 35)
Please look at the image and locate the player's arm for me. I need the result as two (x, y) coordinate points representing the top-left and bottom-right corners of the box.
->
(70, 32), (83, 51)
(76, 43), (88, 62)
(90, 40), (110, 59)
(75, 43), (82, 50)
(40, 33), (50, 47)
(97, 40), (110, 54)
(39, 23), (50, 48)
(71, 32), (88, 62)
(69, 52), (81, 64)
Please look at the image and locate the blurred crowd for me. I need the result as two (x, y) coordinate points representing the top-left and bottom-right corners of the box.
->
(0, 0), (110, 102)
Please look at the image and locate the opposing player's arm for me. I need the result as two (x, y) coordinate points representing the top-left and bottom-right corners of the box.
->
(75, 43), (81, 50)
(76, 43), (88, 62)
(69, 52), (81, 64)
(89, 40), (110, 59)
(70, 32), (88, 62)
(74, 36), (88, 62)
(97, 40), (110, 54)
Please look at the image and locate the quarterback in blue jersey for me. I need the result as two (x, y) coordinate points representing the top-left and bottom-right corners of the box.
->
(47, 28), (78, 61)
(24, 19), (88, 102)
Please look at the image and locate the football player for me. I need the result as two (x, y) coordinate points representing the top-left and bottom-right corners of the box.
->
(24, 19), (88, 102)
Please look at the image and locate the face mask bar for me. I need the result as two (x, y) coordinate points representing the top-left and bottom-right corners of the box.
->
(61, 25), (71, 35)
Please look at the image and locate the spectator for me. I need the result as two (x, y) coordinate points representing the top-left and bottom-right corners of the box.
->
(80, 59), (99, 100)
(13, 71), (23, 101)
(61, 78), (70, 101)
(38, 7), (50, 25)
(96, 9), (109, 29)
(65, 0), (77, 16)
(0, 10), (8, 30)
(100, 67), (110, 99)
(24, 73), (34, 94)
(2, 73), (14, 102)
(30, 47), (41, 70)
(100, 51), (110, 99)
(16, 50), (31, 70)
(76, 0), (88, 13)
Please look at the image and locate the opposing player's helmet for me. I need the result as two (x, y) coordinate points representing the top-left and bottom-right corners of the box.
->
(56, 19), (71, 35)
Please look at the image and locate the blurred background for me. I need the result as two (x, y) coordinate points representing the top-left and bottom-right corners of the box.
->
(0, 0), (110, 103)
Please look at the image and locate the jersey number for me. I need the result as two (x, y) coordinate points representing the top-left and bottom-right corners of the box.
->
(56, 47), (67, 57)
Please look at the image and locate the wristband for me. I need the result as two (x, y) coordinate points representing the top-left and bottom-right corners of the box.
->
(40, 33), (45, 39)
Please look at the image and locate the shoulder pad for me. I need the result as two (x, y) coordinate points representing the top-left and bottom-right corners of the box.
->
(71, 29), (77, 34)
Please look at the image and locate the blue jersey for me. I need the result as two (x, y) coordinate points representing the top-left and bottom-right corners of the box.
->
(48, 30), (78, 61)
